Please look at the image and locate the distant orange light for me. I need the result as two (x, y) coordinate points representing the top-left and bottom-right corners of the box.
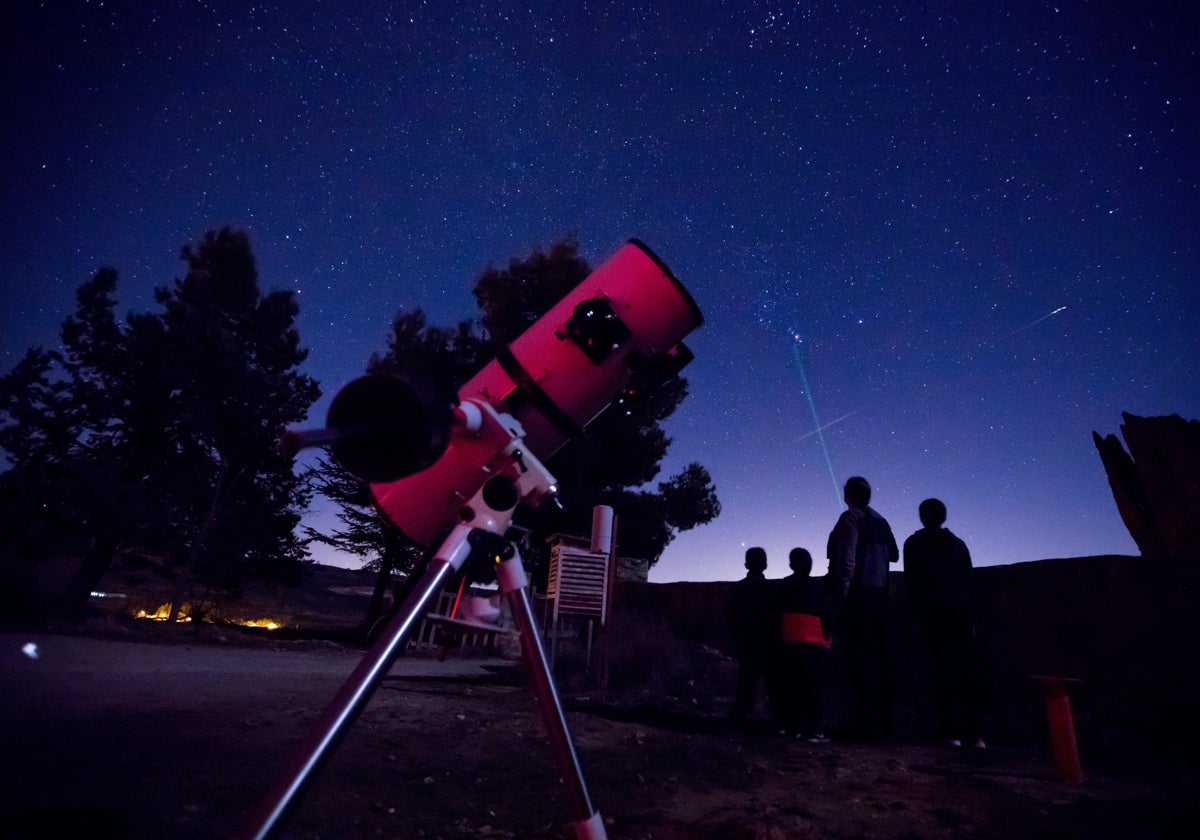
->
(132, 603), (281, 629)
(134, 603), (192, 622)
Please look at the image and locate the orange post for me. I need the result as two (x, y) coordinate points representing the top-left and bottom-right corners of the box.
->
(1030, 675), (1084, 784)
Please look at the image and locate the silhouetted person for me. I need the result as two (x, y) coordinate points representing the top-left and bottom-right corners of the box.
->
(827, 476), (899, 742)
(727, 546), (777, 726)
(775, 547), (831, 741)
(904, 498), (985, 749)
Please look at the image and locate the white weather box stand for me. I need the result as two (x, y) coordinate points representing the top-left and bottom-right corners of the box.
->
(544, 506), (615, 668)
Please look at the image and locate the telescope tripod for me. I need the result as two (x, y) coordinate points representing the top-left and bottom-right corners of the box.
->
(242, 522), (606, 840)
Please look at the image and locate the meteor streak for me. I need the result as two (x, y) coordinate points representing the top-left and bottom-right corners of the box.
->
(1010, 305), (1067, 335)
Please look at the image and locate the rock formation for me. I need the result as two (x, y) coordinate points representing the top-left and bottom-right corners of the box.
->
(1093, 413), (1200, 559)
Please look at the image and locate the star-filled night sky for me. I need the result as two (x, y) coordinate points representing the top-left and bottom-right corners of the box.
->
(3, 1), (1197, 582)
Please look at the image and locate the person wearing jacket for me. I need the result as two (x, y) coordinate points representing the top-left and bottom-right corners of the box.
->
(775, 547), (831, 741)
(826, 476), (899, 742)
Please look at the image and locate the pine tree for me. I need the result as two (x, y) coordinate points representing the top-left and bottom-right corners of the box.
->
(301, 455), (421, 633)
(152, 228), (319, 619)
(0, 229), (320, 621)
(0, 269), (151, 617)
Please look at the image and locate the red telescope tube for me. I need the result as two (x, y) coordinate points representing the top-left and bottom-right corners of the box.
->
(371, 239), (703, 546)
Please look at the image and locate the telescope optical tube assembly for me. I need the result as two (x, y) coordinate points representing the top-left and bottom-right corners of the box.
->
(370, 239), (703, 546)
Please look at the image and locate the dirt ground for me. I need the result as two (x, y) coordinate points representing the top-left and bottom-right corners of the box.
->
(1, 630), (1194, 840)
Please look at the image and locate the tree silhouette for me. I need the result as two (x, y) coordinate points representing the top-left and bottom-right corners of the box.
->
(152, 229), (320, 618)
(302, 455), (421, 632)
(0, 269), (160, 617)
(0, 229), (320, 620)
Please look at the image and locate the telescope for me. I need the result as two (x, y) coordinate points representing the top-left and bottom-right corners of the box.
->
(250, 239), (703, 840)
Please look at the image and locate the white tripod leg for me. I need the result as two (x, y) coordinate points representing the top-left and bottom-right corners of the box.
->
(496, 550), (607, 840)
(242, 524), (475, 840)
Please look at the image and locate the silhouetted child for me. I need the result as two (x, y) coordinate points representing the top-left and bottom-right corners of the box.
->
(727, 547), (778, 726)
(903, 498), (985, 749)
(775, 547), (831, 741)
